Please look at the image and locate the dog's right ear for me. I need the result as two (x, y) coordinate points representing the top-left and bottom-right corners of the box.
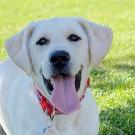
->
(5, 22), (36, 75)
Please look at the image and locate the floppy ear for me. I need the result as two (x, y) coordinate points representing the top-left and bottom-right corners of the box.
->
(5, 22), (36, 75)
(78, 18), (113, 66)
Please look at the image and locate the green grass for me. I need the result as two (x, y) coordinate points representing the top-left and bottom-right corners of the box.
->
(0, 0), (135, 134)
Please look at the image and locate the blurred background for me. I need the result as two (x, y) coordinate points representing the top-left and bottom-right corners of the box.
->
(0, 0), (135, 134)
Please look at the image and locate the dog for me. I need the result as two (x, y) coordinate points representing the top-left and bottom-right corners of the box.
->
(0, 17), (113, 135)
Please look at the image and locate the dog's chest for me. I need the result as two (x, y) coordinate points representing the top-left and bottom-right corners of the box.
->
(45, 123), (90, 135)
(44, 114), (91, 135)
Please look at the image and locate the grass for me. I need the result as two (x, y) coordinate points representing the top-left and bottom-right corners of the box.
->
(0, 0), (135, 134)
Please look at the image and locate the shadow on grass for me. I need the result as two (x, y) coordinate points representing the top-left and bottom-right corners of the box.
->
(99, 101), (135, 135)
(113, 63), (135, 73)
(90, 68), (134, 95)
(90, 58), (135, 94)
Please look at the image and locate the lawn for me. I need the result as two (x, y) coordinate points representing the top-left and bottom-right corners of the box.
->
(0, 0), (135, 134)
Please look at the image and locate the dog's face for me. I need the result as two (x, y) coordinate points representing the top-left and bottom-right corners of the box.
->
(29, 19), (89, 97)
(5, 17), (113, 114)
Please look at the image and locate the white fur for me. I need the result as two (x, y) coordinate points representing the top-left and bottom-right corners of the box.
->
(0, 17), (113, 135)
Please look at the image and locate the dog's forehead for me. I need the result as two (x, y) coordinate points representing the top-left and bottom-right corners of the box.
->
(35, 18), (82, 33)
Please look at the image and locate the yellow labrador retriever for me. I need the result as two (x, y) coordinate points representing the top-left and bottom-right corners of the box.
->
(0, 17), (113, 135)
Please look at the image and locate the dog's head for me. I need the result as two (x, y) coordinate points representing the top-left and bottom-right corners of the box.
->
(5, 17), (113, 114)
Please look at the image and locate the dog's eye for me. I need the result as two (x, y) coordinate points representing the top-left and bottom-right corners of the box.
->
(68, 34), (81, 42)
(36, 37), (50, 46)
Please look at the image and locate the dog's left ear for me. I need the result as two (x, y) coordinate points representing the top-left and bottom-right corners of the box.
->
(5, 22), (36, 75)
(77, 18), (113, 66)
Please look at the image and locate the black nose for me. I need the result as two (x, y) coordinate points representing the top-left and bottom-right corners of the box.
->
(49, 50), (70, 69)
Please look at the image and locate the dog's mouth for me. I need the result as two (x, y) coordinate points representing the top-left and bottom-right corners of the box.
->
(42, 69), (82, 95)
(42, 69), (82, 114)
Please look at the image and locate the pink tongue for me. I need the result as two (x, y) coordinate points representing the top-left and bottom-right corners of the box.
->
(51, 75), (80, 114)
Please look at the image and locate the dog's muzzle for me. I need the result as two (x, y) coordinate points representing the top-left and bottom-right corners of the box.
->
(41, 50), (82, 114)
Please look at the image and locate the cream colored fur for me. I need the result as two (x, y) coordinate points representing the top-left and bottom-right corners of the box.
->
(0, 17), (113, 135)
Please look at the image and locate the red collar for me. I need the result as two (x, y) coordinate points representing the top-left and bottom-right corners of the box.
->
(34, 78), (90, 117)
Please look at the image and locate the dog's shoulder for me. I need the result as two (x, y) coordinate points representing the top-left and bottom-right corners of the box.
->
(0, 58), (27, 78)
(0, 58), (30, 94)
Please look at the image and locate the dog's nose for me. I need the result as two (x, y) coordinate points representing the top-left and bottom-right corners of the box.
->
(49, 50), (70, 69)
